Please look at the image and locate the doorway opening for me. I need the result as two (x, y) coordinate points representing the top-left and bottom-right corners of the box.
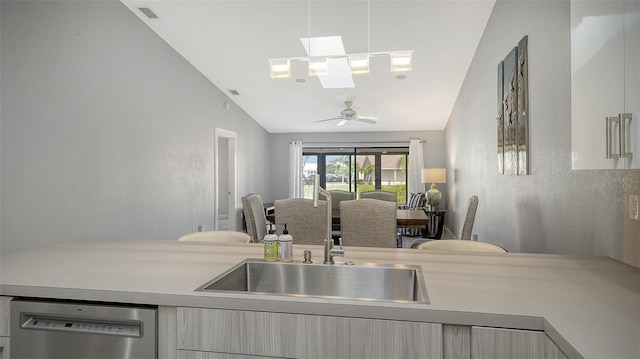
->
(214, 128), (237, 231)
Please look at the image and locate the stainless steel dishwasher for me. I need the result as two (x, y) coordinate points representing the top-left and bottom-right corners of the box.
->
(11, 298), (157, 359)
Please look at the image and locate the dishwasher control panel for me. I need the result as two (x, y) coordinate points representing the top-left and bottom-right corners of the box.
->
(11, 298), (157, 359)
(23, 316), (141, 337)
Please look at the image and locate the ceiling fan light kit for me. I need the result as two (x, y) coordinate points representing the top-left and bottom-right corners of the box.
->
(317, 101), (379, 127)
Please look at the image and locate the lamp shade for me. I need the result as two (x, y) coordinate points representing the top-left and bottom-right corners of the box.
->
(422, 168), (446, 184)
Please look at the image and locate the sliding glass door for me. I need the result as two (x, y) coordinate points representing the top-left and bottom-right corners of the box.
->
(303, 147), (408, 204)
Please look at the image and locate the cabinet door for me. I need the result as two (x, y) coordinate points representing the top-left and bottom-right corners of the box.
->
(443, 324), (470, 359)
(178, 350), (271, 359)
(0, 337), (9, 359)
(471, 327), (545, 359)
(0, 297), (10, 337)
(571, 0), (626, 169)
(545, 336), (569, 359)
(177, 307), (442, 359)
(159, 306), (177, 359)
(626, 0), (640, 169)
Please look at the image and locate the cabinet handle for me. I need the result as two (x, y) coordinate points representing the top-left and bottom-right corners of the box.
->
(619, 113), (633, 159)
(606, 116), (620, 159)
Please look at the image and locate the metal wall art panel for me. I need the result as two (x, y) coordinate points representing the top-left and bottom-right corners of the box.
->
(497, 36), (529, 175)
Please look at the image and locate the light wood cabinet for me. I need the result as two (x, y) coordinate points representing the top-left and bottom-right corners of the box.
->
(0, 297), (10, 359)
(177, 307), (442, 359)
(443, 324), (471, 359)
(472, 326), (545, 359)
(0, 297), (10, 338)
(178, 350), (270, 359)
(571, 0), (639, 169)
(442, 325), (570, 359)
(0, 337), (9, 359)
(471, 327), (569, 359)
(545, 335), (570, 359)
(159, 306), (177, 359)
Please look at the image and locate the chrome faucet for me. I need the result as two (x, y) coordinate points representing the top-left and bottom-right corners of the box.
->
(323, 237), (344, 265)
(313, 174), (345, 264)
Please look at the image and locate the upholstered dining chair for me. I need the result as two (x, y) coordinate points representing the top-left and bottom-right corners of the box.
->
(327, 190), (355, 240)
(328, 190), (356, 210)
(360, 190), (397, 203)
(460, 195), (479, 240)
(417, 239), (506, 253)
(274, 198), (328, 245)
(241, 193), (268, 243)
(178, 231), (251, 243)
(340, 199), (397, 248)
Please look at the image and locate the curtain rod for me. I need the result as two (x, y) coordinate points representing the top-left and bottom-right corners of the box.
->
(301, 140), (418, 147)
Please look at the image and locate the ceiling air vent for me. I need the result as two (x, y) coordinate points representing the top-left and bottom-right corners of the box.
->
(138, 7), (158, 19)
(229, 90), (240, 96)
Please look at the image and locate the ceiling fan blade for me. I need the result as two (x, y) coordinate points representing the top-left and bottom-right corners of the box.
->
(316, 117), (344, 123)
(357, 115), (379, 121)
(357, 117), (378, 124)
(337, 119), (349, 127)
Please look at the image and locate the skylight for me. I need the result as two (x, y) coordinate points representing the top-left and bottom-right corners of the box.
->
(300, 36), (355, 89)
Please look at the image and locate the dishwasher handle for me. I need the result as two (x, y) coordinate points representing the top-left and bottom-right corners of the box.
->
(20, 313), (142, 338)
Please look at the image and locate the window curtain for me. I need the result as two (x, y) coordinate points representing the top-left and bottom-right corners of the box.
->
(289, 141), (304, 198)
(408, 139), (425, 202)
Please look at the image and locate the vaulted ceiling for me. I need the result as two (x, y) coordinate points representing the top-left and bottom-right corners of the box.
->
(121, 1), (495, 133)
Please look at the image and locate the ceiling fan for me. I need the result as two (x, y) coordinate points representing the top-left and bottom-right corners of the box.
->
(317, 101), (379, 127)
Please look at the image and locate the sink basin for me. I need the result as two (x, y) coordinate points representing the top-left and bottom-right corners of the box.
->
(196, 259), (429, 304)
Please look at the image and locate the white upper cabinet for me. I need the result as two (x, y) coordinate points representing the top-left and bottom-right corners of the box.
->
(571, 0), (639, 169)
(626, 0), (639, 169)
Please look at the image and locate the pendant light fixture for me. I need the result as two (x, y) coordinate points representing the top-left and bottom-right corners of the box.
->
(268, 0), (413, 79)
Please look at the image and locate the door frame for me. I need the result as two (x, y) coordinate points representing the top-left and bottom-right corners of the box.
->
(214, 128), (237, 231)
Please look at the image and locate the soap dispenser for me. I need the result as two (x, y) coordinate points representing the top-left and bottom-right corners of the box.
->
(278, 223), (293, 262)
(263, 223), (278, 262)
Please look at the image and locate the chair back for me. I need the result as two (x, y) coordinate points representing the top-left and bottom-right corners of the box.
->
(340, 199), (397, 248)
(241, 193), (267, 243)
(460, 195), (479, 240)
(417, 239), (506, 253)
(274, 198), (327, 245)
(178, 231), (251, 243)
(361, 191), (397, 203)
(328, 190), (355, 210)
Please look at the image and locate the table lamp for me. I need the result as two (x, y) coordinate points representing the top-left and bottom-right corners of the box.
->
(422, 168), (446, 211)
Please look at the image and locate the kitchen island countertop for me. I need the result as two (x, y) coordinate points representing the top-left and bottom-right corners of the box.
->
(1, 239), (638, 358)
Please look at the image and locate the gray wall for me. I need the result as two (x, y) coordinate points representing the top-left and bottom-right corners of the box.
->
(0, 1), (271, 254)
(445, 0), (640, 267)
(268, 131), (446, 202)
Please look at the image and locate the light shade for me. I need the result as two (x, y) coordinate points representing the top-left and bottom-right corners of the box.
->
(390, 51), (413, 72)
(309, 57), (329, 76)
(349, 54), (370, 74)
(422, 168), (446, 184)
(269, 58), (291, 78)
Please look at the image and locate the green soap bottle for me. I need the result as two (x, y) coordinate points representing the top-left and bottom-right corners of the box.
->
(263, 224), (279, 262)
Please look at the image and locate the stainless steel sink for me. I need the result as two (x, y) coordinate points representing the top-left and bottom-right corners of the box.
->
(196, 259), (429, 304)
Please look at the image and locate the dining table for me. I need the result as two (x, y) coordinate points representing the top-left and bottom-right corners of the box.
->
(266, 208), (429, 248)
(266, 208), (429, 236)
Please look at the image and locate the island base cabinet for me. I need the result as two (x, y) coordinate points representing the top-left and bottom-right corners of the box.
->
(471, 327), (568, 359)
(178, 350), (273, 359)
(0, 337), (9, 359)
(177, 307), (442, 359)
(0, 297), (10, 359)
